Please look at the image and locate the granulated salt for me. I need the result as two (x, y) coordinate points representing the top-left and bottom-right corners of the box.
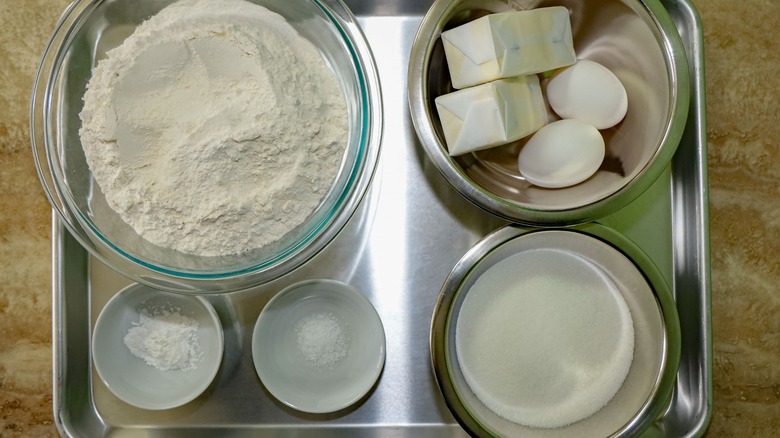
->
(124, 306), (203, 371)
(295, 312), (350, 368)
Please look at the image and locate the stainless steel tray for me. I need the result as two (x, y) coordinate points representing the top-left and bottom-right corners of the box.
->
(52, 0), (711, 436)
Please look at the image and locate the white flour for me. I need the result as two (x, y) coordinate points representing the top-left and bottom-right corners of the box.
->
(124, 306), (203, 371)
(79, 0), (348, 256)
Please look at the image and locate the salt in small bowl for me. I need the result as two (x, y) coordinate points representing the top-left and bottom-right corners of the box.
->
(252, 279), (386, 414)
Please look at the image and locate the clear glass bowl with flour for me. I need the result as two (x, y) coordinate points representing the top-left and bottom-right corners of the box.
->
(32, 0), (382, 292)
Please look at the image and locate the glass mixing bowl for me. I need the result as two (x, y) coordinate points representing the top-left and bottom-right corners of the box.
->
(31, 0), (382, 293)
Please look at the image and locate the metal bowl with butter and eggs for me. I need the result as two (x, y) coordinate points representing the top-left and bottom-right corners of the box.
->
(408, 0), (690, 226)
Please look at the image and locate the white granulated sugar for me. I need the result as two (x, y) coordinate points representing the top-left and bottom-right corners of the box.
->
(79, 0), (348, 256)
(124, 306), (203, 371)
(295, 312), (350, 368)
(455, 248), (634, 429)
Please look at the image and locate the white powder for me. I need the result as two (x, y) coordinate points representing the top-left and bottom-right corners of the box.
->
(79, 0), (348, 256)
(295, 312), (350, 368)
(455, 248), (634, 429)
(124, 306), (203, 371)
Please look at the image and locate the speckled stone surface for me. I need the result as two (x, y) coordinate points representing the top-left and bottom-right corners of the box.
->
(694, 0), (780, 435)
(0, 0), (777, 436)
(1, 1), (70, 436)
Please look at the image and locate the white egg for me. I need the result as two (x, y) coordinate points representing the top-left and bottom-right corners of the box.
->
(517, 119), (605, 189)
(546, 59), (628, 130)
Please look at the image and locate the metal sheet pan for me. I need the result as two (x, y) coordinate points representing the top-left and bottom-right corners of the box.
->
(52, 0), (711, 436)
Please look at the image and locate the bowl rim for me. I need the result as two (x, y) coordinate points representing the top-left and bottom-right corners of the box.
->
(407, 0), (691, 226)
(30, 0), (383, 293)
(429, 224), (682, 437)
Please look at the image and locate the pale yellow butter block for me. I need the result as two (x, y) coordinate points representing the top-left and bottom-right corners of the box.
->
(442, 7), (576, 89)
(434, 75), (548, 156)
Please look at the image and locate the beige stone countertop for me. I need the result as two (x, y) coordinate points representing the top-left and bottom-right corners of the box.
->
(1, 0), (778, 436)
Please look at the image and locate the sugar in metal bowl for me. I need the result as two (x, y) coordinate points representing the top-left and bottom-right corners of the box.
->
(408, 0), (690, 225)
(430, 226), (681, 437)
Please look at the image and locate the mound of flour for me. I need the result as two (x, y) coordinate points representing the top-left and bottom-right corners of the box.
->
(79, 0), (347, 257)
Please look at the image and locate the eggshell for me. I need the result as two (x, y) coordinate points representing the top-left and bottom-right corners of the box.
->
(546, 59), (628, 130)
(518, 119), (605, 188)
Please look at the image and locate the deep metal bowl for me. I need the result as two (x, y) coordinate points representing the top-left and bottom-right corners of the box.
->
(31, 0), (382, 293)
(408, 0), (690, 225)
(430, 225), (681, 437)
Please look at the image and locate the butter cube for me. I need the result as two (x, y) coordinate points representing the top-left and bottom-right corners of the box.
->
(442, 7), (576, 89)
(434, 76), (547, 156)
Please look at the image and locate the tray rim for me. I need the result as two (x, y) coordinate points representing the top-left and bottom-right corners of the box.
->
(667, 0), (713, 434)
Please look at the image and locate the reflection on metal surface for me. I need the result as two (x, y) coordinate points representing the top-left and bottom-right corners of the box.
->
(363, 16), (415, 423)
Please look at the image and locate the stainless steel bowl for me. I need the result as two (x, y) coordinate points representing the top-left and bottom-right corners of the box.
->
(430, 225), (681, 437)
(408, 0), (690, 225)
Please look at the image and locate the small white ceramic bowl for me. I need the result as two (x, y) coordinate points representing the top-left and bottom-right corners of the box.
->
(252, 279), (385, 413)
(92, 284), (224, 410)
